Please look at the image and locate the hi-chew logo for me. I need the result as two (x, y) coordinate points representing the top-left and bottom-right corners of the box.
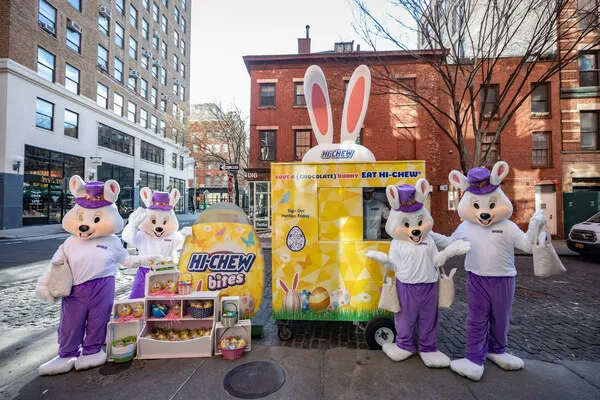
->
(321, 149), (355, 159)
(187, 251), (256, 290)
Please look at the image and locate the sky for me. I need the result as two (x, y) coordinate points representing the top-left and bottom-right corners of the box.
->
(189, 0), (416, 116)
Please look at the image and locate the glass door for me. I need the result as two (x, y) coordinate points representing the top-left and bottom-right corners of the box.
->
(48, 184), (63, 223)
(23, 182), (49, 225)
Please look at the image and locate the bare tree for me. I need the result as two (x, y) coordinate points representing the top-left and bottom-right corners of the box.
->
(352, 0), (600, 172)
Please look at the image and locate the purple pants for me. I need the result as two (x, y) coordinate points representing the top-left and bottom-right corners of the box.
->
(465, 271), (515, 365)
(58, 276), (115, 358)
(129, 266), (150, 299)
(394, 280), (439, 353)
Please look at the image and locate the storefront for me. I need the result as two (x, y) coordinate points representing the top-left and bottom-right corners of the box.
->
(246, 169), (271, 230)
(169, 177), (186, 213)
(97, 162), (135, 216)
(22, 145), (85, 225)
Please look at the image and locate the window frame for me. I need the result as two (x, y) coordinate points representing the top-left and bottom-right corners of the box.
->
(128, 76), (137, 92)
(36, 98), (54, 131)
(142, 18), (149, 40)
(161, 14), (168, 33)
(481, 132), (501, 166)
(140, 108), (149, 128)
(113, 92), (124, 116)
(150, 115), (158, 133)
(97, 82), (109, 108)
(480, 84), (499, 119)
(97, 45), (109, 71)
(141, 78), (148, 98)
(129, 4), (138, 28)
(98, 123), (135, 156)
(294, 129), (311, 160)
(38, 0), (57, 36)
(151, 86), (158, 106)
(141, 140), (165, 164)
(580, 111), (600, 150)
(115, 23), (124, 48)
(116, 0), (124, 14)
(259, 83), (276, 108)
(99, 13), (109, 36)
(259, 130), (276, 161)
(67, 0), (81, 12)
(153, 3), (159, 22)
(128, 101), (137, 123)
(64, 109), (79, 138)
(37, 47), (55, 82)
(532, 131), (552, 167)
(531, 82), (550, 114)
(65, 63), (80, 94)
(578, 52), (600, 87)
(129, 36), (138, 60)
(294, 82), (306, 106)
(113, 57), (124, 82)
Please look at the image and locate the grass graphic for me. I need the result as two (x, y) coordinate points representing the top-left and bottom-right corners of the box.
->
(272, 307), (392, 322)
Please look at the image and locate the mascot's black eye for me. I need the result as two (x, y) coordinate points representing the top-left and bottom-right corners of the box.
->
(490, 203), (496, 209)
(474, 203), (480, 209)
(418, 220), (423, 226)
(152, 219), (156, 224)
(94, 216), (100, 223)
(404, 222), (410, 228)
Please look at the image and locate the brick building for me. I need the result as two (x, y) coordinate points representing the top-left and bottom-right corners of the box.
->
(0, 0), (192, 228)
(243, 33), (565, 235)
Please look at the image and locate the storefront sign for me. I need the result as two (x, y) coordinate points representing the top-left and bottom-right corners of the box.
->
(247, 172), (258, 179)
(255, 220), (269, 229)
(90, 157), (102, 166)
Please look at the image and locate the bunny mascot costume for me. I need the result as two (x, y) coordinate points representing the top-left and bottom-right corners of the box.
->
(35, 176), (160, 375)
(367, 179), (471, 368)
(122, 187), (191, 299)
(431, 161), (547, 381)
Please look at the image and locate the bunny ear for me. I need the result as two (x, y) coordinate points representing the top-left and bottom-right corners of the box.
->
(278, 279), (289, 293)
(140, 187), (153, 208)
(292, 273), (299, 291)
(448, 268), (457, 278)
(490, 161), (509, 185)
(104, 180), (120, 203)
(449, 170), (469, 190)
(169, 188), (181, 206)
(304, 65), (333, 145)
(386, 185), (401, 210)
(341, 65), (371, 143)
(69, 175), (86, 197)
(414, 178), (430, 203)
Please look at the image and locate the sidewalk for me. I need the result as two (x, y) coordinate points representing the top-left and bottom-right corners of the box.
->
(2, 346), (599, 400)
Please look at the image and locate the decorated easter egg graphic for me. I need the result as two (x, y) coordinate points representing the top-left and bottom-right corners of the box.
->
(330, 288), (351, 309)
(308, 287), (330, 313)
(286, 226), (306, 252)
(240, 294), (255, 317)
(299, 290), (311, 313)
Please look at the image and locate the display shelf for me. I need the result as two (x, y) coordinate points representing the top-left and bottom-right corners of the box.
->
(214, 319), (251, 356)
(146, 315), (213, 322)
(145, 270), (180, 297)
(106, 319), (143, 362)
(111, 299), (144, 323)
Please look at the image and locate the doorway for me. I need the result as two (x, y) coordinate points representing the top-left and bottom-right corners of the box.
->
(535, 184), (557, 235)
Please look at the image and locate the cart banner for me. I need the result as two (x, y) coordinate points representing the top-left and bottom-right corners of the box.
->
(271, 161), (426, 321)
(179, 222), (264, 319)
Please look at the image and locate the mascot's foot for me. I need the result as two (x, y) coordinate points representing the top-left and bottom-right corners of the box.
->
(450, 358), (484, 381)
(38, 356), (76, 376)
(382, 343), (414, 362)
(487, 353), (524, 371)
(74, 350), (106, 371)
(420, 351), (451, 368)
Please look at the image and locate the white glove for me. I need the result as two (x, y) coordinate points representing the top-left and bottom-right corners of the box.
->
(366, 251), (395, 271)
(180, 227), (192, 236)
(433, 252), (448, 268)
(529, 210), (547, 230)
(142, 254), (163, 264)
(34, 268), (56, 305)
(127, 207), (147, 228)
(434, 240), (471, 267)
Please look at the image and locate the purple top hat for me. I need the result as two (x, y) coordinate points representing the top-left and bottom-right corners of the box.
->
(394, 184), (424, 213)
(148, 191), (172, 211)
(466, 167), (499, 195)
(75, 181), (113, 209)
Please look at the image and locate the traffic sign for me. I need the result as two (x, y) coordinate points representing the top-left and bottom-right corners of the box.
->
(219, 164), (239, 171)
(203, 190), (210, 196)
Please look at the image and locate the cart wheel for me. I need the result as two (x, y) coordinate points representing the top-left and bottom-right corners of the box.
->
(277, 324), (294, 341)
(365, 316), (396, 350)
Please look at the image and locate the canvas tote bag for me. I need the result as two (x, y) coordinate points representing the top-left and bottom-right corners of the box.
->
(378, 272), (401, 313)
(48, 245), (73, 298)
(533, 226), (566, 277)
(437, 266), (457, 308)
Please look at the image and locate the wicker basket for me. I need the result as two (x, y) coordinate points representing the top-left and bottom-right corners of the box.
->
(178, 273), (193, 295)
(188, 305), (213, 319)
(219, 329), (247, 360)
(221, 302), (238, 327)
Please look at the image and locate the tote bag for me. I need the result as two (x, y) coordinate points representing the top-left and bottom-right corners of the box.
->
(533, 227), (566, 277)
(437, 266), (457, 308)
(48, 246), (73, 298)
(378, 273), (401, 313)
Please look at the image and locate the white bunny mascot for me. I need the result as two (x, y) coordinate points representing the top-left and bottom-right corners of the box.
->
(431, 161), (547, 381)
(122, 187), (191, 298)
(367, 179), (471, 368)
(34, 176), (159, 375)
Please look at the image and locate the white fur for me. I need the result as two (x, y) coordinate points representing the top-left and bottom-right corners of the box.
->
(487, 353), (524, 370)
(38, 356), (77, 376)
(382, 343), (414, 362)
(420, 351), (451, 368)
(74, 350), (107, 371)
(450, 358), (485, 381)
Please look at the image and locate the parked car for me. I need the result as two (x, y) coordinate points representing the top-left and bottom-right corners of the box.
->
(567, 212), (600, 259)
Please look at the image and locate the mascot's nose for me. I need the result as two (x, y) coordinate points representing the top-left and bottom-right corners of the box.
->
(411, 229), (421, 237)
(480, 213), (491, 220)
(78, 225), (90, 232)
(155, 227), (164, 233)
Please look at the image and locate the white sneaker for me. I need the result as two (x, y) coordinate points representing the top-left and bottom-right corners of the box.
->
(38, 356), (77, 376)
(420, 351), (451, 368)
(74, 350), (107, 371)
(382, 343), (414, 362)
(487, 353), (524, 370)
(450, 358), (485, 381)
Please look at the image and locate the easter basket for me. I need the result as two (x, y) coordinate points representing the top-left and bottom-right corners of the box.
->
(188, 302), (213, 319)
(178, 273), (193, 295)
(219, 329), (247, 360)
(221, 302), (239, 328)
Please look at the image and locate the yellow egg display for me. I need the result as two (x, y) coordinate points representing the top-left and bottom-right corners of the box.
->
(308, 287), (330, 313)
(133, 304), (144, 318)
(150, 282), (162, 293)
(172, 303), (181, 316)
(118, 304), (132, 318)
(165, 280), (177, 294)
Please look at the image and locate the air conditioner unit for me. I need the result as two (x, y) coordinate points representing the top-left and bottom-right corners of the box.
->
(38, 22), (55, 35)
(142, 49), (152, 58)
(129, 69), (141, 78)
(174, 79), (182, 86)
(97, 62), (107, 71)
(161, 94), (170, 101)
(67, 20), (82, 33)
(152, 59), (162, 67)
(99, 6), (111, 18)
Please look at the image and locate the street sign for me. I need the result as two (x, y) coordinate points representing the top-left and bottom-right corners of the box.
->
(220, 164), (239, 171)
(203, 190), (210, 196)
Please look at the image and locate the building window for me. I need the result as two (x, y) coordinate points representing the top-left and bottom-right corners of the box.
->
(98, 123), (135, 155)
(161, 40), (167, 59)
(36, 98), (54, 131)
(180, 85), (185, 101)
(532, 132), (551, 166)
(150, 115), (158, 133)
(141, 78), (148, 98)
(169, 177), (185, 212)
(173, 82), (179, 96)
(152, 35), (159, 50)
(67, 0), (81, 11)
(181, 62), (185, 78)
(161, 67), (167, 85)
(113, 92), (124, 116)
(161, 14), (168, 33)
(162, 0), (168, 6)
(259, 130), (276, 160)
(294, 82), (305, 106)
(142, 18), (149, 40)
(580, 111), (599, 150)
(578, 0), (600, 30)
(480, 85), (499, 118)
(531, 83), (550, 113)
(179, 156), (184, 171)
(152, 64), (158, 78)
(160, 99), (166, 111)
(97, 45), (108, 71)
(141, 140), (165, 164)
(259, 83), (276, 107)
(140, 170), (164, 191)
(114, 57), (124, 82)
(173, 54), (179, 71)
(579, 52), (599, 87)
(481, 133), (500, 165)
(38, 0), (56, 36)
(97, 162), (134, 215)
(129, 36), (137, 60)
(130, 4), (137, 28)
(65, 64), (80, 94)
(128, 76), (137, 91)
(116, 0), (124, 14)
(141, 54), (149, 70)
(153, 2), (159, 22)
(140, 108), (148, 128)
(193, 144), (198, 153)
(159, 120), (166, 136)
(294, 130), (311, 160)
(172, 153), (178, 168)
(172, 103), (178, 117)
(128, 102), (137, 123)
(174, 6), (179, 22)
(64, 109), (79, 138)
(37, 47), (55, 82)
(143, 0), (149, 10)
(97, 82), (108, 108)
(182, 0), (186, 10)
(151, 86), (158, 105)
(181, 17), (186, 33)
(181, 40), (186, 56)
(115, 23), (124, 48)
(205, 175), (212, 186)
(99, 14), (109, 36)
(173, 31), (179, 49)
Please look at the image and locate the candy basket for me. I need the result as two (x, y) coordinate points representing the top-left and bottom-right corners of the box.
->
(221, 302), (238, 327)
(219, 329), (247, 360)
(178, 273), (193, 295)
